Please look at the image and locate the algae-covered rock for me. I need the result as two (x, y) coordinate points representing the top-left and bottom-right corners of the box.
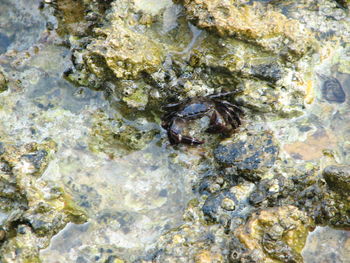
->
(0, 142), (87, 263)
(148, 198), (231, 263)
(232, 206), (314, 263)
(84, 19), (165, 80)
(0, 69), (7, 92)
(181, 0), (316, 60)
(323, 165), (350, 194)
(214, 130), (279, 181)
(89, 111), (159, 155)
(1, 225), (41, 263)
(335, 0), (350, 8)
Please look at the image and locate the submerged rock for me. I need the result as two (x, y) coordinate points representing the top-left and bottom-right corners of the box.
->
(19, 0), (350, 261)
(214, 130), (279, 181)
(232, 206), (314, 263)
(0, 142), (87, 263)
(319, 74), (346, 103)
(89, 111), (160, 155)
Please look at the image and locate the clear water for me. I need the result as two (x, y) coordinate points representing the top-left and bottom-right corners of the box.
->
(1, 0), (349, 262)
(0, 1), (198, 261)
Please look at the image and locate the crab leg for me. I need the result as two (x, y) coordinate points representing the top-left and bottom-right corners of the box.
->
(206, 110), (229, 133)
(167, 119), (204, 145)
(216, 106), (240, 129)
(219, 100), (244, 115)
(168, 129), (204, 145)
(223, 106), (242, 127)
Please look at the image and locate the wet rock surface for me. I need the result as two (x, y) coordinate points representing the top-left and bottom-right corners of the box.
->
(0, 142), (86, 263)
(214, 131), (279, 181)
(323, 165), (350, 193)
(1, 0), (350, 262)
(181, 0), (317, 59)
(319, 74), (346, 103)
(232, 206), (314, 263)
(0, 69), (7, 92)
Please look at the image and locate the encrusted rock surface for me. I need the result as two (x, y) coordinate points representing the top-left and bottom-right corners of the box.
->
(2, 0), (350, 262)
(85, 20), (165, 80)
(0, 68), (7, 92)
(181, 0), (317, 59)
(323, 165), (350, 193)
(232, 206), (314, 263)
(214, 130), (279, 181)
(0, 142), (87, 263)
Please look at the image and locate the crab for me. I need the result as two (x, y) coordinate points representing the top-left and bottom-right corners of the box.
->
(161, 92), (243, 145)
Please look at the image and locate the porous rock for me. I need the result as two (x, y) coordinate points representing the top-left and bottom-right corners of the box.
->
(323, 165), (350, 194)
(231, 206), (314, 263)
(214, 130), (279, 181)
(181, 0), (317, 60)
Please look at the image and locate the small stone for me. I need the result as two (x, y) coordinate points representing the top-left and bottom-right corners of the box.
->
(208, 183), (221, 193)
(221, 197), (235, 211)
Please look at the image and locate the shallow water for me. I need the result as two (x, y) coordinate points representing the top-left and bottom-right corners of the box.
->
(0, 1), (199, 261)
(1, 0), (350, 262)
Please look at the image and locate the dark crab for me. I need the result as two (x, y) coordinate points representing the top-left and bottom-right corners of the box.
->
(161, 92), (243, 145)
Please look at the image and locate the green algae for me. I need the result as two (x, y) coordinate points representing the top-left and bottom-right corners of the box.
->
(0, 68), (7, 92)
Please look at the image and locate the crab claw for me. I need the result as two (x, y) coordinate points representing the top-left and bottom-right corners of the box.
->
(180, 135), (204, 145)
(168, 129), (204, 145)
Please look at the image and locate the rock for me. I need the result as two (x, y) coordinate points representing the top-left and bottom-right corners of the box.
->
(181, 0), (316, 60)
(150, 201), (231, 263)
(202, 190), (236, 224)
(202, 182), (254, 225)
(0, 142), (87, 263)
(0, 69), (7, 92)
(89, 112), (159, 155)
(194, 250), (223, 263)
(221, 197), (235, 211)
(214, 130), (279, 181)
(232, 206), (314, 263)
(0, 225), (41, 263)
(319, 74), (346, 104)
(323, 165), (350, 194)
(84, 18), (165, 80)
(20, 150), (48, 176)
(335, 0), (350, 8)
(191, 35), (285, 84)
